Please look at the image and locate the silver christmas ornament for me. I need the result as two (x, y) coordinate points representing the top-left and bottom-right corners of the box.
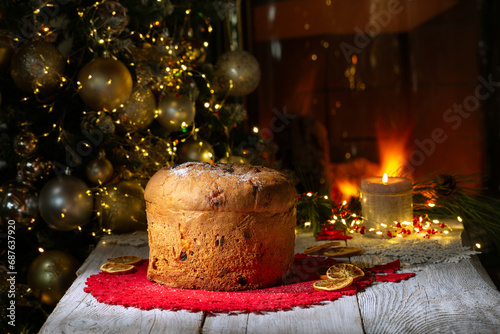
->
(38, 176), (93, 231)
(114, 85), (156, 133)
(213, 50), (261, 97)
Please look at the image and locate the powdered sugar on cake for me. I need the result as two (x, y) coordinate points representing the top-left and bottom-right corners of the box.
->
(168, 162), (270, 190)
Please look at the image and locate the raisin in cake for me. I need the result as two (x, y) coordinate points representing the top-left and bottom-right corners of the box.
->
(144, 162), (297, 291)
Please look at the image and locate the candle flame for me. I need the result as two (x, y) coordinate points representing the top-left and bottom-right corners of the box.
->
(382, 173), (388, 184)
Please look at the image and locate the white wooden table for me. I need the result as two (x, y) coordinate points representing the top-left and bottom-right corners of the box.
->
(40, 224), (500, 334)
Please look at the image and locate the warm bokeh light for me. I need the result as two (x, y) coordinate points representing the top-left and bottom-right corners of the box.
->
(336, 179), (359, 199)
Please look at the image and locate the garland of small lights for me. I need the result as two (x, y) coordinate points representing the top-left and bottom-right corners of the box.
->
(297, 172), (500, 243)
(296, 192), (452, 239)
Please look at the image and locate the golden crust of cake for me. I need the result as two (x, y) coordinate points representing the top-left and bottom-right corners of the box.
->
(145, 162), (297, 291)
(147, 209), (296, 291)
(144, 162), (296, 213)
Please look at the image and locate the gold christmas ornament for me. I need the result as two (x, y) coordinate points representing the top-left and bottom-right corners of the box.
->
(27, 250), (80, 307)
(13, 129), (38, 157)
(0, 33), (14, 71)
(213, 50), (261, 97)
(77, 57), (133, 111)
(134, 62), (154, 86)
(38, 176), (93, 231)
(177, 138), (215, 163)
(16, 157), (52, 184)
(10, 40), (66, 96)
(0, 182), (39, 229)
(96, 0), (130, 36)
(114, 85), (156, 132)
(86, 152), (114, 185)
(157, 94), (195, 133)
(96, 180), (147, 234)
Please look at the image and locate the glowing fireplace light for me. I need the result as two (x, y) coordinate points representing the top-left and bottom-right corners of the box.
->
(333, 124), (411, 200)
(377, 126), (412, 177)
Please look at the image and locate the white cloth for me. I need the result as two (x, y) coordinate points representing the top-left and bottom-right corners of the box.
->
(348, 233), (480, 266)
(101, 231), (148, 247)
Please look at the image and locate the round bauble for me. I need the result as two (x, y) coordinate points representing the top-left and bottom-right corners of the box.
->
(27, 250), (80, 306)
(85, 153), (114, 185)
(0, 33), (15, 71)
(134, 62), (154, 86)
(213, 50), (261, 97)
(114, 85), (156, 132)
(157, 94), (195, 133)
(95, 180), (147, 234)
(0, 182), (39, 229)
(177, 138), (215, 163)
(10, 40), (65, 96)
(16, 157), (52, 184)
(38, 176), (93, 231)
(13, 129), (38, 157)
(96, 0), (129, 36)
(77, 57), (132, 111)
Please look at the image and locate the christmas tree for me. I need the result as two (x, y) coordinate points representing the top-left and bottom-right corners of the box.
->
(0, 1), (264, 331)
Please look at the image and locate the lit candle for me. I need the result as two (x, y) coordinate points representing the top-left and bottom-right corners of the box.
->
(360, 174), (413, 236)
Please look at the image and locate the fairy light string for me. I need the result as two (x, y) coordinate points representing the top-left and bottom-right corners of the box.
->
(298, 191), (453, 239)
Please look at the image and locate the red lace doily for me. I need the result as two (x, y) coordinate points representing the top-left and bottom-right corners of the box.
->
(84, 255), (412, 313)
(315, 229), (353, 241)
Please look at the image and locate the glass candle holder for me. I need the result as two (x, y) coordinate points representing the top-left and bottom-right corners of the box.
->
(360, 176), (413, 237)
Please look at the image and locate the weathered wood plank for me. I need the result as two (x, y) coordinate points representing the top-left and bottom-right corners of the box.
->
(202, 313), (248, 334)
(353, 250), (500, 334)
(244, 298), (363, 334)
(39, 241), (204, 334)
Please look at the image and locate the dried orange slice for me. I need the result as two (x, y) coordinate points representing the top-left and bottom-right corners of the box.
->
(323, 247), (364, 258)
(304, 241), (341, 255)
(100, 262), (135, 274)
(107, 255), (143, 265)
(326, 263), (365, 280)
(312, 277), (354, 291)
